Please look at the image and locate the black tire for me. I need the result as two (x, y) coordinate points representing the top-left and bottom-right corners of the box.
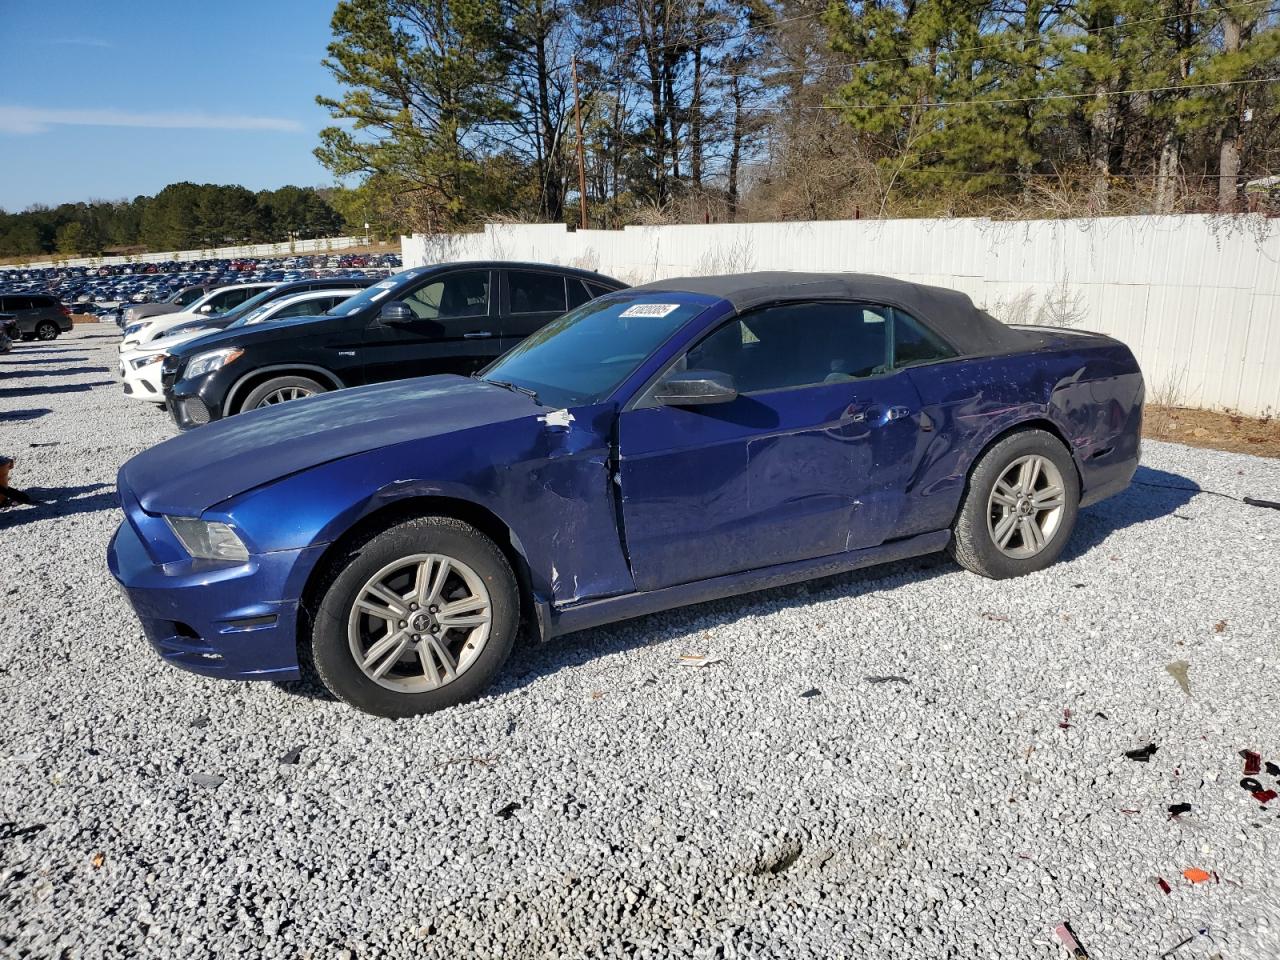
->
(948, 428), (1079, 579)
(310, 516), (519, 718)
(35, 321), (59, 341)
(240, 375), (327, 412)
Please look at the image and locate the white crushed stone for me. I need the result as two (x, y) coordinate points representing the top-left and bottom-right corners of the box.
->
(2, 327), (1278, 958)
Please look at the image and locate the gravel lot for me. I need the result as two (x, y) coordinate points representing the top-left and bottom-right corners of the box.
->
(2, 327), (1279, 960)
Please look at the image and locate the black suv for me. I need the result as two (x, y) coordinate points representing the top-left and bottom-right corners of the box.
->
(0, 294), (74, 340)
(162, 262), (625, 428)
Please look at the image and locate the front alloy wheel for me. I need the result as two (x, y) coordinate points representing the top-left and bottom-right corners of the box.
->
(311, 516), (519, 717)
(348, 554), (493, 692)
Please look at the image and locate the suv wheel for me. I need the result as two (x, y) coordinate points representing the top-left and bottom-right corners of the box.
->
(241, 375), (327, 412)
(310, 517), (519, 718)
(35, 321), (59, 341)
(949, 429), (1079, 579)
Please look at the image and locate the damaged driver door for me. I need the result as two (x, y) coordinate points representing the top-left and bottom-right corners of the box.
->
(615, 301), (924, 593)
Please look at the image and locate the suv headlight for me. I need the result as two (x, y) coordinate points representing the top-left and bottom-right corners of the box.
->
(165, 517), (249, 561)
(123, 322), (145, 336)
(185, 347), (243, 379)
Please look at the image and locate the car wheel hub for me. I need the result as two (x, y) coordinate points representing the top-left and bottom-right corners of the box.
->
(348, 553), (492, 693)
(986, 454), (1067, 560)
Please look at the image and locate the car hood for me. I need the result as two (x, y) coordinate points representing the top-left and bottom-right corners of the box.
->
(167, 314), (333, 358)
(123, 325), (219, 357)
(119, 375), (544, 515)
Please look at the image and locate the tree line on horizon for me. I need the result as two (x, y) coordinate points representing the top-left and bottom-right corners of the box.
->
(0, 183), (349, 259)
(316, 0), (1280, 232)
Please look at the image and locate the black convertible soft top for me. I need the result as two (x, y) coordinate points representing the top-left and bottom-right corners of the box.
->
(630, 271), (1035, 356)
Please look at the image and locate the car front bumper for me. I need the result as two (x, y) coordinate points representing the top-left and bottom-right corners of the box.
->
(107, 516), (322, 682)
(164, 366), (236, 429)
(121, 359), (166, 401)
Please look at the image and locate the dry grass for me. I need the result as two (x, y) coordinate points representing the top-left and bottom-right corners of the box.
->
(1145, 405), (1280, 458)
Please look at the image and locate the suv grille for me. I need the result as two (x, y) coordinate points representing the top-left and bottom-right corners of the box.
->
(160, 355), (181, 390)
(181, 398), (211, 426)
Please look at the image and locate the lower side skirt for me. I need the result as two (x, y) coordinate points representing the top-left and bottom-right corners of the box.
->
(547, 529), (952, 639)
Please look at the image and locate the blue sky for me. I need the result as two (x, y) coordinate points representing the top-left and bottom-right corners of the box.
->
(0, 0), (345, 211)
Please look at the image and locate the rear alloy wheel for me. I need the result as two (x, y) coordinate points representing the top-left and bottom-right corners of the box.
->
(242, 375), (326, 412)
(35, 321), (59, 341)
(310, 517), (519, 717)
(949, 429), (1079, 579)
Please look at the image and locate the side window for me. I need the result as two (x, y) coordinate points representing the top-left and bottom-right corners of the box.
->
(509, 271), (567, 314)
(274, 299), (323, 320)
(586, 282), (614, 299)
(566, 279), (592, 310)
(403, 270), (490, 321)
(175, 288), (202, 306)
(891, 308), (956, 368)
(7, 296), (32, 311)
(683, 301), (892, 394)
(210, 288), (243, 311)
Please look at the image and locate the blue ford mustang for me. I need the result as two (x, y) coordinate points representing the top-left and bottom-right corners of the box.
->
(109, 272), (1144, 717)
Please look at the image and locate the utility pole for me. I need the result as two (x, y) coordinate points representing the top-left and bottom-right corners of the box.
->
(572, 55), (589, 230)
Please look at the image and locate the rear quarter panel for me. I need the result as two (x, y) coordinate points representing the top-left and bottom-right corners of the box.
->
(900, 333), (1143, 537)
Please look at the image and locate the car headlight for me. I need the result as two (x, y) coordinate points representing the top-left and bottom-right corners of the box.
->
(165, 517), (249, 561)
(130, 353), (166, 370)
(123, 323), (145, 337)
(184, 347), (244, 379)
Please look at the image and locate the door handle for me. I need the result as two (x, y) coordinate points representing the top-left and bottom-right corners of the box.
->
(844, 404), (913, 425)
(463, 331), (494, 339)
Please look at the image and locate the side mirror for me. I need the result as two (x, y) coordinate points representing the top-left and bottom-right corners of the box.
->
(652, 369), (738, 406)
(379, 300), (415, 324)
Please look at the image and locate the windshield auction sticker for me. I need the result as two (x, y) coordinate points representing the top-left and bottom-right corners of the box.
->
(620, 303), (680, 318)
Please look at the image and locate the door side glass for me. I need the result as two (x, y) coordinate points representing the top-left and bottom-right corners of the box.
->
(403, 271), (491, 321)
(681, 301), (892, 394)
(567, 279), (592, 309)
(273, 299), (328, 320)
(509, 271), (567, 314)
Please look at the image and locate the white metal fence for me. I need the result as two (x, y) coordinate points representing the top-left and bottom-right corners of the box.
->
(403, 216), (1280, 417)
(13, 235), (373, 271)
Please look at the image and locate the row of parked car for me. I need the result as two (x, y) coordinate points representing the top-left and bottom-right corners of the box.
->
(0, 252), (401, 318)
(116, 262), (625, 427)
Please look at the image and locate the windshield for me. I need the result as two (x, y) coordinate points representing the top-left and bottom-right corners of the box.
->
(481, 296), (707, 407)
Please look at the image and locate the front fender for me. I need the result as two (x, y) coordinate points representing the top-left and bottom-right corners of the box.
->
(213, 406), (636, 606)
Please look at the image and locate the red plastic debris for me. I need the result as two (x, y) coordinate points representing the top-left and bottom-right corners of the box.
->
(1241, 750), (1262, 776)
(1156, 876), (1172, 895)
(1252, 789), (1277, 805)
(1183, 868), (1211, 884)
